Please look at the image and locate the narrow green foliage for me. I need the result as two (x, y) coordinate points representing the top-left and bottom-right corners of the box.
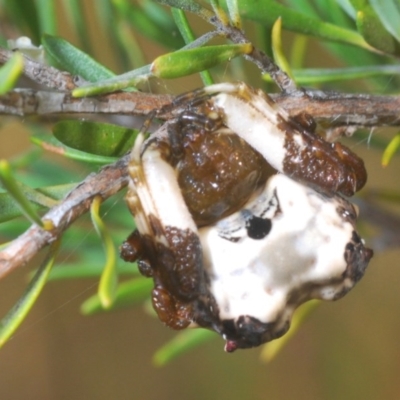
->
(42, 34), (114, 81)
(0, 240), (60, 348)
(350, 0), (400, 55)
(171, 8), (214, 85)
(80, 277), (153, 315)
(226, 0), (242, 28)
(151, 43), (253, 79)
(336, 0), (357, 19)
(263, 64), (400, 85)
(91, 196), (118, 308)
(113, 19), (147, 70)
(72, 65), (150, 97)
(46, 261), (138, 281)
(171, 8), (196, 45)
(289, 35), (308, 69)
(1, 0), (399, 364)
(0, 160), (44, 227)
(36, 0), (57, 35)
(271, 18), (295, 82)
(382, 133), (400, 167)
(260, 301), (320, 362)
(31, 133), (119, 164)
(153, 329), (216, 366)
(0, 53), (24, 95)
(113, 0), (184, 49)
(370, 0), (400, 42)
(2, 0), (41, 43)
(53, 120), (138, 158)
(0, 192), (32, 223)
(209, 0), (231, 26)
(0, 180), (60, 223)
(235, 0), (371, 50)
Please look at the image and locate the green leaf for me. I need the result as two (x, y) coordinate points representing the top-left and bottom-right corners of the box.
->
(2, 0), (41, 43)
(0, 240), (60, 349)
(114, 19), (147, 70)
(284, 0), (320, 19)
(0, 192), (30, 223)
(42, 34), (114, 82)
(0, 182), (75, 223)
(74, 37), (242, 96)
(113, 0), (184, 49)
(260, 300), (320, 362)
(317, 0), (354, 28)
(336, 0), (357, 19)
(226, 0), (242, 28)
(80, 277), (153, 315)
(171, 8), (214, 85)
(370, 0), (400, 43)
(151, 43), (253, 79)
(0, 160), (44, 227)
(47, 261), (138, 281)
(171, 8), (195, 43)
(350, 1), (400, 55)
(36, 0), (57, 34)
(382, 133), (400, 167)
(91, 196), (118, 308)
(0, 53), (24, 95)
(263, 64), (400, 85)
(53, 120), (138, 157)
(72, 65), (150, 97)
(141, 0), (181, 36)
(31, 133), (121, 164)
(153, 329), (216, 366)
(234, 0), (371, 50)
(271, 17), (294, 81)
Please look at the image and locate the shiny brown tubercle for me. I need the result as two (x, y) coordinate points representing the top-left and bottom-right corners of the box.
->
(279, 114), (367, 197)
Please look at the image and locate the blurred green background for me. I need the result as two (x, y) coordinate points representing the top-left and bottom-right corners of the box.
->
(1, 1), (400, 399)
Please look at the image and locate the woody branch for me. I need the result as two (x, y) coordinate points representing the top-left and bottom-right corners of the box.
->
(0, 33), (399, 278)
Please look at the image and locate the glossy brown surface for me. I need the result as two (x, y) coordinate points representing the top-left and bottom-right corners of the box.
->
(279, 114), (367, 197)
(177, 129), (275, 226)
(151, 285), (193, 330)
(121, 222), (210, 330)
(123, 84), (371, 350)
(119, 230), (143, 263)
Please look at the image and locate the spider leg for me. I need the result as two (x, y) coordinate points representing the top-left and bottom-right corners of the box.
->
(126, 122), (212, 328)
(195, 82), (367, 196)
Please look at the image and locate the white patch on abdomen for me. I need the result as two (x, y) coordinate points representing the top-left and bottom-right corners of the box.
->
(200, 174), (355, 323)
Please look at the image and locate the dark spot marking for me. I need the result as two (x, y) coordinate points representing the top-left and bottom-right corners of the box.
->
(245, 215), (272, 239)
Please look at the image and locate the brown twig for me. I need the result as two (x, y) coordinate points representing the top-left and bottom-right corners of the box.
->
(0, 16), (399, 281)
(0, 155), (130, 279)
(211, 17), (299, 94)
(1, 89), (399, 130)
(1, 153), (398, 280)
(0, 48), (86, 90)
(0, 89), (172, 117)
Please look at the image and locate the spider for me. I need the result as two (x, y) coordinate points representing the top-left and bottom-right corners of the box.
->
(120, 82), (373, 352)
